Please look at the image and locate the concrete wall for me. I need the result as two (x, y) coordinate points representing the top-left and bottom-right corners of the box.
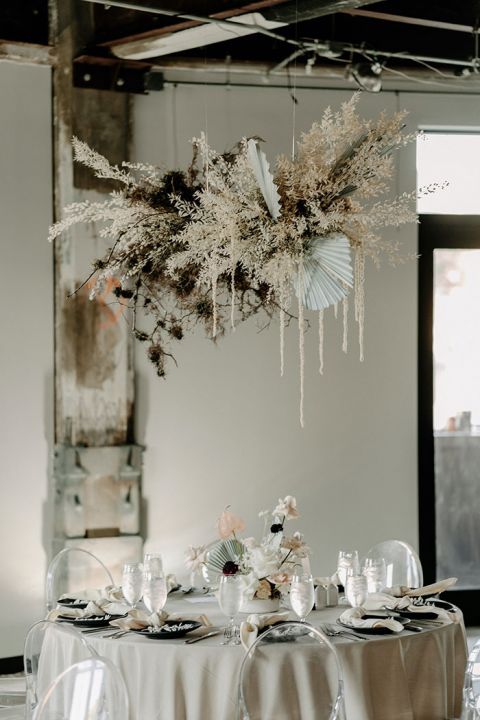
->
(132, 86), (480, 583)
(0, 62), (53, 656)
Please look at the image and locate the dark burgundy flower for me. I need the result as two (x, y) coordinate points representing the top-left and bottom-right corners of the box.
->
(222, 561), (239, 575)
(270, 523), (283, 534)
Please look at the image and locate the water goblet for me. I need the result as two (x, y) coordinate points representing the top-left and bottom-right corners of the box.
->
(122, 562), (144, 609)
(345, 573), (368, 610)
(290, 572), (315, 622)
(143, 553), (164, 576)
(218, 575), (243, 645)
(362, 557), (387, 594)
(337, 550), (360, 589)
(143, 571), (168, 616)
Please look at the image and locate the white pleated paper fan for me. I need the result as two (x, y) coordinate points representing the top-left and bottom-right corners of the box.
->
(295, 233), (353, 311)
(247, 139), (281, 220)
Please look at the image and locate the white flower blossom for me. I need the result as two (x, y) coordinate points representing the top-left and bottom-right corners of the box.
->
(274, 495), (299, 520)
(184, 545), (206, 572)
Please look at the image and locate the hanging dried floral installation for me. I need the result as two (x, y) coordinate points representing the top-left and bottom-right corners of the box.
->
(49, 94), (443, 426)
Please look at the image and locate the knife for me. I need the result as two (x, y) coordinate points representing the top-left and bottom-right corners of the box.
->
(185, 630), (221, 644)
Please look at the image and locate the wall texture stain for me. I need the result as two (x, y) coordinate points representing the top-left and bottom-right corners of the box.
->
(62, 288), (120, 389)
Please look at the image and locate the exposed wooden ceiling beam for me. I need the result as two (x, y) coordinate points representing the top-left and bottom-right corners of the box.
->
(101, 0), (290, 48)
(0, 40), (55, 66)
(83, 0), (380, 60)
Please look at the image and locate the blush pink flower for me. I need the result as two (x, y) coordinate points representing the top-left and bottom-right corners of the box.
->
(217, 508), (246, 539)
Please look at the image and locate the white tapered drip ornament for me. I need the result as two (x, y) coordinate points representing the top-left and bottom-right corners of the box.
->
(318, 309), (324, 375)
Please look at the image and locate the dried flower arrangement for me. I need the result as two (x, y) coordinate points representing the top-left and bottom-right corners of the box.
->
(49, 94), (442, 424)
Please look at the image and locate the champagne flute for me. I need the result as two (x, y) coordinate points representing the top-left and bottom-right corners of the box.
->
(218, 575), (242, 645)
(362, 557), (387, 594)
(143, 553), (164, 576)
(143, 571), (168, 616)
(337, 550), (360, 588)
(290, 572), (314, 622)
(345, 573), (368, 609)
(122, 562), (144, 609)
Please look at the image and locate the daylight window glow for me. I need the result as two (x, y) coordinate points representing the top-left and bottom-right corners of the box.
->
(417, 133), (480, 214)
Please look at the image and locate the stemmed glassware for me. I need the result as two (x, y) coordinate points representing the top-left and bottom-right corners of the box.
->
(362, 557), (387, 594)
(143, 571), (168, 616)
(143, 553), (164, 576)
(290, 572), (315, 622)
(337, 550), (360, 605)
(218, 575), (243, 645)
(122, 562), (144, 609)
(345, 571), (368, 610)
(337, 550), (360, 588)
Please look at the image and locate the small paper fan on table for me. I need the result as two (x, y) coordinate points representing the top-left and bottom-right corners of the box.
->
(295, 232), (354, 310)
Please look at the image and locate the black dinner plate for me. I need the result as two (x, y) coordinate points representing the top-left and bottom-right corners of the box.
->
(425, 598), (456, 612)
(57, 598), (89, 610)
(56, 613), (127, 628)
(132, 621), (202, 639)
(337, 616), (410, 635)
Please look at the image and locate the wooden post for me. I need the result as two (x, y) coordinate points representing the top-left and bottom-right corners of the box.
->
(51, 0), (134, 446)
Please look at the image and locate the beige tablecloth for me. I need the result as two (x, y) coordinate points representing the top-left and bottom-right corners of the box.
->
(42, 595), (467, 720)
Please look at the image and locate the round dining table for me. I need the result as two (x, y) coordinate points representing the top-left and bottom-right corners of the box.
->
(42, 594), (467, 720)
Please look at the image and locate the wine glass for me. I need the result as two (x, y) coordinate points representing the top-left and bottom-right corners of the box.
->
(218, 575), (243, 645)
(290, 572), (314, 622)
(362, 557), (387, 594)
(337, 550), (360, 588)
(143, 552), (164, 576)
(143, 571), (168, 616)
(345, 573), (368, 609)
(122, 562), (144, 609)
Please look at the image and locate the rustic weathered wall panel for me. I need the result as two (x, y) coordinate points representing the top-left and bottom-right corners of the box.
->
(52, 0), (134, 447)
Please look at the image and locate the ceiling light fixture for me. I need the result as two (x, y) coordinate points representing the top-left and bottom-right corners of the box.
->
(350, 61), (383, 92)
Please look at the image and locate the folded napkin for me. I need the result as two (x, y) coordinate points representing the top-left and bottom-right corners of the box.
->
(339, 608), (404, 633)
(364, 591), (459, 624)
(60, 585), (125, 604)
(47, 598), (129, 622)
(240, 611), (290, 650)
(385, 577), (457, 598)
(109, 608), (211, 631)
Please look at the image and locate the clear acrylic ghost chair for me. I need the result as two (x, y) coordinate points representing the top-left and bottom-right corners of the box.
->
(0, 620), (94, 720)
(238, 621), (344, 720)
(45, 548), (114, 612)
(461, 639), (480, 720)
(365, 540), (423, 590)
(24, 620), (95, 720)
(32, 656), (129, 720)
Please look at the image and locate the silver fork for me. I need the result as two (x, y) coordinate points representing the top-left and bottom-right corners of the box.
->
(320, 624), (366, 642)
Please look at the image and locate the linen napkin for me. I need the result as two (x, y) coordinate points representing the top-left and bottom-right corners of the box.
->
(47, 599), (129, 622)
(385, 577), (457, 598)
(59, 585), (125, 604)
(109, 608), (211, 631)
(240, 611), (290, 650)
(339, 607), (404, 633)
(364, 591), (459, 624)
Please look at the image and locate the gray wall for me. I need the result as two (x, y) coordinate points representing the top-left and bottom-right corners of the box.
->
(0, 62), (53, 656)
(132, 86), (480, 582)
(1, 68), (479, 653)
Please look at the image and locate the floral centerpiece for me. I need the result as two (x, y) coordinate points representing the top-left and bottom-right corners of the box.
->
(185, 495), (309, 612)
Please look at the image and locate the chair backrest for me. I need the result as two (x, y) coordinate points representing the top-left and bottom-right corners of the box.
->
(365, 540), (423, 589)
(24, 621), (94, 719)
(32, 657), (129, 720)
(45, 548), (114, 612)
(238, 621), (344, 720)
(461, 640), (480, 720)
